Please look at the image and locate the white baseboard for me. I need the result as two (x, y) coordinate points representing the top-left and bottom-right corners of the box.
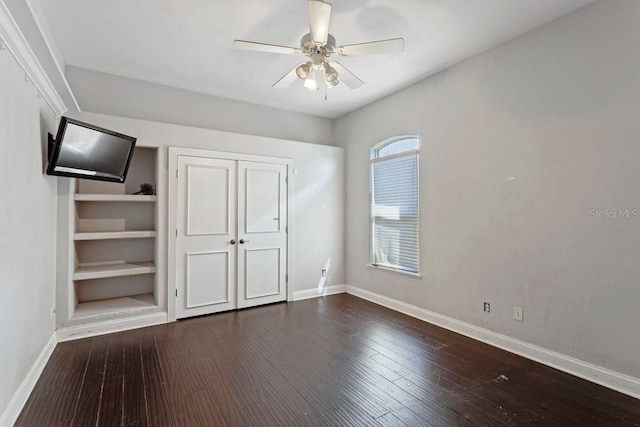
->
(346, 285), (640, 400)
(0, 332), (57, 427)
(57, 312), (168, 342)
(293, 284), (347, 301)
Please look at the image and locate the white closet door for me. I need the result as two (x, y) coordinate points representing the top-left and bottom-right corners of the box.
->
(176, 156), (237, 319)
(237, 161), (288, 308)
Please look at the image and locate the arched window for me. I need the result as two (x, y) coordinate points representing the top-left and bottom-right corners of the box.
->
(370, 136), (420, 274)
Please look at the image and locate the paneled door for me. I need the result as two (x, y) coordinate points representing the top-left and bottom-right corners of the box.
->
(237, 161), (287, 308)
(175, 154), (288, 319)
(176, 156), (237, 319)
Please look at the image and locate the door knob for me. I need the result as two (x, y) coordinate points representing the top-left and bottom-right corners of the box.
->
(239, 239), (250, 244)
(229, 239), (236, 245)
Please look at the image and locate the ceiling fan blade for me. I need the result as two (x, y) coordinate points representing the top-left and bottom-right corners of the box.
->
(233, 40), (301, 55)
(329, 61), (364, 89)
(308, 0), (332, 45)
(337, 38), (405, 56)
(273, 64), (306, 88)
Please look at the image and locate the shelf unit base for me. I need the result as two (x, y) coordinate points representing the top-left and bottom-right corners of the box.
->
(57, 310), (167, 342)
(72, 293), (158, 321)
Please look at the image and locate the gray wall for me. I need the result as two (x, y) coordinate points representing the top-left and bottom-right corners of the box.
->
(66, 66), (335, 146)
(335, 0), (640, 379)
(0, 40), (57, 421)
(67, 111), (345, 304)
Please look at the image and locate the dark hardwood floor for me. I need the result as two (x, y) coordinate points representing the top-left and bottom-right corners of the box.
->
(16, 294), (640, 426)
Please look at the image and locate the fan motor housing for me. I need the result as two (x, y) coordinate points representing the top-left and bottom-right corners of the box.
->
(301, 33), (336, 56)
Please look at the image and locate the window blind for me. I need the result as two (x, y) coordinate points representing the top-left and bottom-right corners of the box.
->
(371, 152), (419, 273)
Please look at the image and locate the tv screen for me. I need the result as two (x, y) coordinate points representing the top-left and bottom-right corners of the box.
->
(46, 117), (137, 183)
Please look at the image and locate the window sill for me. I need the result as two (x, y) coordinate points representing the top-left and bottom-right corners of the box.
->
(367, 264), (422, 279)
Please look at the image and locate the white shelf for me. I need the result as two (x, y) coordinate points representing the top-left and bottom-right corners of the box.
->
(72, 293), (157, 320)
(75, 194), (157, 202)
(74, 230), (157, 240)
(73, 261), (156, 281)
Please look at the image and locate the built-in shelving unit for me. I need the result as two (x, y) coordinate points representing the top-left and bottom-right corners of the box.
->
(56, 146), (166, 339)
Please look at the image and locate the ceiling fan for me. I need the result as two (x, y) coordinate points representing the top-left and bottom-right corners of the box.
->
(233, 0), (404, 90)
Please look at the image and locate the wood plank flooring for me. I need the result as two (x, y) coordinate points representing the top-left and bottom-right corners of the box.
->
(16, 294), (640, 426)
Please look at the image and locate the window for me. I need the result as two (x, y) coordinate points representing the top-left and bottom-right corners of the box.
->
(370, 136), (420, 274)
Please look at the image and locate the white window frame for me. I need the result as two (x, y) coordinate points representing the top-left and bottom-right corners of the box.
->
(369, 135), (421, 277)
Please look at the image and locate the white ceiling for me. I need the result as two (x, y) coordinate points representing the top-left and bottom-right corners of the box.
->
(36, 0), (595, 119)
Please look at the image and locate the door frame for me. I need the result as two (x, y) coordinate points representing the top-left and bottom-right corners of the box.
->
(168, 147), (294, 322)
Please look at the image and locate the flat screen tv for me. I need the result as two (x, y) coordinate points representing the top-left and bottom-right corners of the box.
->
(46, 117), (137, 183)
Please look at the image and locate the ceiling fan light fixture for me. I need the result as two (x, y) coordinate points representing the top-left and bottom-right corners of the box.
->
(296, 62), (312, 79)
(323, 63), (338, 83)
(326, 78), (339, 89)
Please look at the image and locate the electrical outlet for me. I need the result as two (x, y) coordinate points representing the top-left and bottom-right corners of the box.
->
(513, 307), (523, 322)
(321, 269), (327, 277)
(483, 302), (490, 312)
